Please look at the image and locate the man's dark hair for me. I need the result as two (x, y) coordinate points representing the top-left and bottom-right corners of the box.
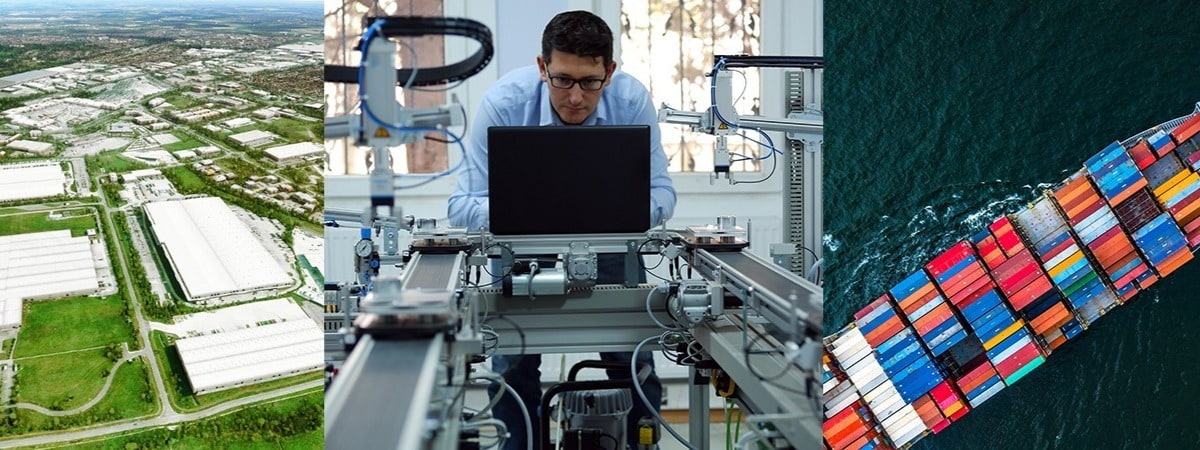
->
(541, 11), (613, 67)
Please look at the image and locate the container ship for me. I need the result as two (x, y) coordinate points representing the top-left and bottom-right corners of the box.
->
(822, 103), (1200, 449)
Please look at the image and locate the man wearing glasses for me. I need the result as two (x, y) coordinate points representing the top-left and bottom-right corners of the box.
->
(448, 10), (676, 450)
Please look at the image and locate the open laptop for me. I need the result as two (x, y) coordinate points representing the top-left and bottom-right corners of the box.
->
(487, 125), (651, 235)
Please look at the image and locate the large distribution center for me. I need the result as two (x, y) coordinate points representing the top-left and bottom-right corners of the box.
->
(0, 229), (102, 330)
(263, 142), (322, 165)
(174, 318), (323, 394)
(0, 162), (67, 202)
(143, 196), (291, 302)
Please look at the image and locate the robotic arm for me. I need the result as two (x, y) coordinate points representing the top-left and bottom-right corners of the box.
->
(658, 55), (823, 183)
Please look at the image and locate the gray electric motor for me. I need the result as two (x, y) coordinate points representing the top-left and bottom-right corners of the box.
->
(561, 388), (633, 449)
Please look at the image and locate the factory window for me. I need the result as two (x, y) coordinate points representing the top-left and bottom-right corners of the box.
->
(620, 0), (763, 173)
(324, 0), (448, 176)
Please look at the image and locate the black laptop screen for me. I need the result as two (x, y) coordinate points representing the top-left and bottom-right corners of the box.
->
(487, 125), (651, 235)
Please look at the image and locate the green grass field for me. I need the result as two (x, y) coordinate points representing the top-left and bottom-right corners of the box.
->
(261, 118), (318, 142)
(163, 165), (209, 192)
(161, 131), (204, 152)
(0, 209), (97, 237)
(14, 348), (112, 411)
(7, 358), (156, 438)
(150, 331), (321, 413)
(162, 92), (200, 109)
(57, 389), (322, 449)
(87, 150), (148, 175)
(14, 295), (134, 359)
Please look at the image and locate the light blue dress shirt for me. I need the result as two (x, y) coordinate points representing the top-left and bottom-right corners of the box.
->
(447, 65), (676, 230)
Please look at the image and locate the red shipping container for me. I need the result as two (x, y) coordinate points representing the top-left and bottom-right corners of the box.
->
(1128, 140), (1157, 170)
(997, 261), (1040, 293)
(1113, 262), (1148, 291)
(994, 342), (1040, 378)
(1171, 114), (1200, 144)
(913, 395), (948, 430)
(913, 304), (955, 335)
(929, 382), (958, 409)
(950, 275), (995, 307)
(1067, 198), (1105, 225)
(1157, 248), (1194, 277)
(1088, 227), (1128, 260)
(1111, 179), (1150, 206)
(1030, 303), (1069, 333)
(824, 409), (862, 446)
(901, 289), (940, 317)
(864, 316), (905, 347)
(1008, 276), (1053, 311)
(1054, 177), (1089, 204)
(947, 404), (970, 422)
(1043, 237), (1077, 262)
(853, 295), (892, 321)
(927, 241), (975, 277)
(898, 283), (936, 310)
(899, 286), (939, 314)
(939, 263), (985, 299)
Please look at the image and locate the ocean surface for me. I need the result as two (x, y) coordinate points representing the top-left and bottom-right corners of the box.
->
(825, 1), (1200, 448)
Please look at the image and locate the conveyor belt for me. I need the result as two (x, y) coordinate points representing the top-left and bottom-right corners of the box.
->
(702, 249), (822, 330)
(404, 253), (461, 291)
(325, 335), (442, 450)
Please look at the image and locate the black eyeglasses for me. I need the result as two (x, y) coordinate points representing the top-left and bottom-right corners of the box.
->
(547, 75), (607, 91)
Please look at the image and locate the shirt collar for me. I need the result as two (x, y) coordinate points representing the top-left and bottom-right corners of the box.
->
(538, 82), (609, 126)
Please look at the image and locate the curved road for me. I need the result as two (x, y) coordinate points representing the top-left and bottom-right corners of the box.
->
(0, 186), (322, 447)
(4, 355), (131, 417)
(0, 381), (322, 448)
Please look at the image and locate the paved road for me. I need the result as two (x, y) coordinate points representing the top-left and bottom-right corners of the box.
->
(5, 354), (131, 417)
(0, 170), (323, 448)
(0, 381), (321, 448)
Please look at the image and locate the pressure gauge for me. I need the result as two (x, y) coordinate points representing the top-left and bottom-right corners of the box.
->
(355, 239), (373, 257)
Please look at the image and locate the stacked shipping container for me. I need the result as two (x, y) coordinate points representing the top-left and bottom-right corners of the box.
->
(1051, 173), (1155, 301)
(822, 107), (1200, 449)
(1012, 197), (1119, 326)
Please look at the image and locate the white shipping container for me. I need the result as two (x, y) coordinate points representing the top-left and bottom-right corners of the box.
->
(1044, 245), (1080, 271)
(873, 390), (906, 421)
(855, 303), (891, 326)
(891, 417), (928, 448)
(847, 359), (884, 388)
(833, 334), (869, 361)
(825, 390), (859, 418)
(969, 381), (1005, 407)
(992, 335), (1033, 363)
(831, 327), (866, 350)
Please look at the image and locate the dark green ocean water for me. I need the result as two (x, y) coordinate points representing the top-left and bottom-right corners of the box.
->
(825, 1), (1200, 448)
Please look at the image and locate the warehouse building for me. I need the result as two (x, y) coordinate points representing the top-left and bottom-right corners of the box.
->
(263, 142), (322, 166)
(0, 229), (102, 330)
(229, 129), (278, 148)
(143, 197), (291, 302)
(0, 162), (67, 202)
(6, 139), (54, 156)
(175, 318), (323, 394)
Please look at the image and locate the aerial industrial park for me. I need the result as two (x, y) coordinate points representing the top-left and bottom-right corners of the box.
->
(0, 1), (323, 447)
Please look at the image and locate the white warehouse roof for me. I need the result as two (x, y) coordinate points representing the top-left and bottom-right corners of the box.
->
(0, 162), (66, 202)
(7, 140), (54, 155)
(175, 319), (323, 394)
(264, 142), (322, 161)
(229, 130), (277, 145)
(0, 230), (102, 329)
(143, 197), (290, 301)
